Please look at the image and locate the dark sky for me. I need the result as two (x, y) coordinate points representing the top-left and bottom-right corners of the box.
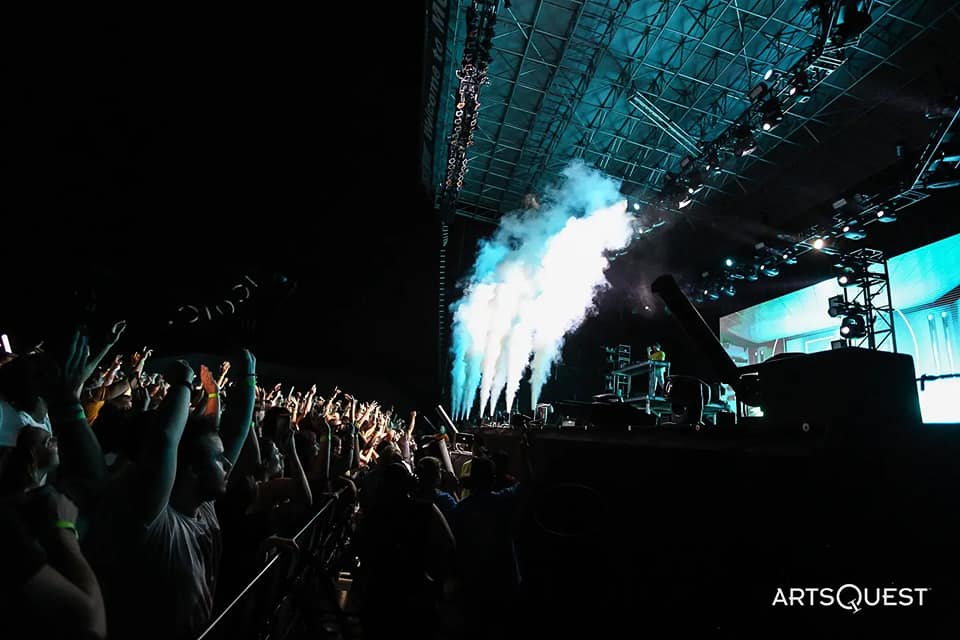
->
(1, 10), (438, 406)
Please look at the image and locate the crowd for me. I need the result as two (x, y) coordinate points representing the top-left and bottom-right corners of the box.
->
(0, 321), (530, 640)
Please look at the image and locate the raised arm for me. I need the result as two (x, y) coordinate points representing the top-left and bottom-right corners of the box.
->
(197, 364), (222, 425)
(133, 360), (194, 525)
(219, 349), (256, 467)
(47, 331), (108, 510)
(82, 321), (126, 382)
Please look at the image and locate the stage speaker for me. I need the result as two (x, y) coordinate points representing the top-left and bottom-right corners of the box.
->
(740, 347), (921, 437)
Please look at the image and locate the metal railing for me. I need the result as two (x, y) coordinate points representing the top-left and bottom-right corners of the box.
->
(196, 486), (355, 640)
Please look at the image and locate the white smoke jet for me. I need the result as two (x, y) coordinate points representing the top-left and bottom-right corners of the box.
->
(449, 161), (633, 419)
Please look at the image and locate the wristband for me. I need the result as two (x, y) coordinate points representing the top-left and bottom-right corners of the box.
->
(55, 520), (79, 539)
(208, 392), (219, 399)
(243, 376), (258, 388)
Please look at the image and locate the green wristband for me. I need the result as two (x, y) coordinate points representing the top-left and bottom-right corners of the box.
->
(55, 520), (79, 539)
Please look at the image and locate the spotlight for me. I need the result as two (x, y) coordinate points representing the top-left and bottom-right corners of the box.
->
(749, 82), (769, 102)
(725, 258), (734, 267)
(677, 194), (693, 209)
(788, 71), (811, 101)
(633, 202), (641, 211)
(733, 125), (758, 157)
(704, 149), (721, 173)
(840, 314), (867, 338)
(784, 256), (798, 265)
(876, 208), (897, 223)
(707, 289), (720, 301)
(759, 264), (765, 271)
(763, 266), (780, 277)
(763, 68), (775, 81)
(746, 271), (759, 282)
(722, 284), (736, 297)
(836, 266), (863, 287)
(842, 226), (867, 240)
(813, 238), (825, 250)
(760, 98), (783, 131)
(827, 294), (846, 318)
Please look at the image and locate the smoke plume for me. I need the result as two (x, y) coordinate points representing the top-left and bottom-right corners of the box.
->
(449, 162), (633, 419)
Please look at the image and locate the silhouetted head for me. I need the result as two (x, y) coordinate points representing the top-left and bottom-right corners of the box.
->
(177, 417), (231, 501)
(465, 456), (495, 494)
(415, 456), (442, 490)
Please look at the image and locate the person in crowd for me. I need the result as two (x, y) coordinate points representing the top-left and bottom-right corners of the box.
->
(414, 455), (458, 521)
(83, 349), (256, 640)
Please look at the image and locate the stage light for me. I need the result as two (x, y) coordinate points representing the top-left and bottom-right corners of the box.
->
(842, 226), (867, 240)
(784, 256), (798, 265)
(749, 82), (769, 102)
(828, 294), (846, 318)
(678, 194), (693, 209)
(746, 271), (759, 282)
(705, 149), (721, 173)
(722, 284), (736, 297)
(704, 289), (709, 296)
(763, 68), (774, 81)
(876, 208), (897, 223)
(763, 266), (780, 277)
(725, 258), (734, 267)
(840, 314), (867, 338)
(813, 238), (825, 250)
(760, 98), (783, 131)
(788, 71), (811, 100)
(733, 125), (758, 158)
(633, 202), (641, 211)
(942, 311), (948, 318)
(928, 313), (934, 321)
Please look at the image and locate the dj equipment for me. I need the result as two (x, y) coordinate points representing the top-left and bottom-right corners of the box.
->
(651, 275), (922, 438)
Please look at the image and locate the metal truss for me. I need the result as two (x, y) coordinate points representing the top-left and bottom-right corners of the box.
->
(838, 248), (897, 352)
(430, 0), (957, 224)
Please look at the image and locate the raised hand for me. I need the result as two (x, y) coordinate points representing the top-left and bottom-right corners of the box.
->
(199, 364), (219, 394)
(108, 320), (127, 344)
(62, 330), (92, 400)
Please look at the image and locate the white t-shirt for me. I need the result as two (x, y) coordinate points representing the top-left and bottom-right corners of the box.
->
(0, 398), (52, 448)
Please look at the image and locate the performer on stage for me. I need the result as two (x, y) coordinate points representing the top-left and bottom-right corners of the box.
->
(647, 343), (667, 398)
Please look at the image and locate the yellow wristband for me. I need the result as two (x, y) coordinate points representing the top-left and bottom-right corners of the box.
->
(208, 392), (219, 399)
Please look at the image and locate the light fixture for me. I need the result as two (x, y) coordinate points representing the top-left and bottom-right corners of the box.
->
(633, 202), (641, 211)
(763, 266), (780, 277)
(813, 238), (825, 250)
(840, 314), (867, 338)
(788, 70), (811, 101)
(828, 294), (846, 318)
(733, 125), (757, 157)
(704, 149), (721, 173)
(763, 68), (775, 81)
(876, 208), (897, 223)
(725, 258), (734, 267)
(722, 284), (736, 297)
(842, 226), (867, 240)
(749, 82), (769, 102)
(760, 98), (783, 131)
